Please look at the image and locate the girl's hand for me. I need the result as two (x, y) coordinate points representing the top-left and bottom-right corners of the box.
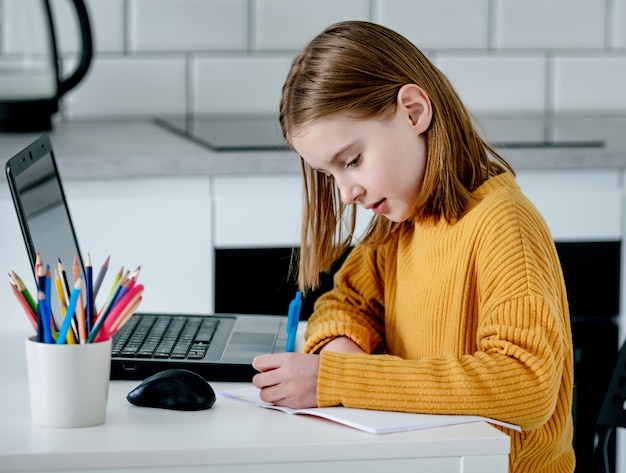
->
(252, 337), (364, 409)
(252, 353), (320, 409)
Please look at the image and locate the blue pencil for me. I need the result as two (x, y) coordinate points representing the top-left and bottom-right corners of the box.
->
(37, 265), (53, 343)
(56, 278), (82, 344)
(85, 254), (94, 334)
(36, 290), (48, 343)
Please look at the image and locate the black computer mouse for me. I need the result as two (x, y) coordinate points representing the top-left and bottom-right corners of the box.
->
(127, 369), (216, 411)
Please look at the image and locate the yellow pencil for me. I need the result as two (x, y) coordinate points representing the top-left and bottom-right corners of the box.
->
(54, 268), (67, 314)
(54, 267), (76, 344)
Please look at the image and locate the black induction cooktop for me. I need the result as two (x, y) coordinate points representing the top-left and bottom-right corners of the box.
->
(154, 114), (605, 152)
(154, 115), (288, 151)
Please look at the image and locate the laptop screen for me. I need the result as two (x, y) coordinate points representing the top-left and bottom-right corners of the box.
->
(6, 135), (84, 321)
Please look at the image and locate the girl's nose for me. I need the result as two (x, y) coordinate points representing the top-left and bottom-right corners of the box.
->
(337, 179), (364, 205)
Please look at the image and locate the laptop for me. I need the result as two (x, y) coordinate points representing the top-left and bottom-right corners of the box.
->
(5, 134), (287, 381)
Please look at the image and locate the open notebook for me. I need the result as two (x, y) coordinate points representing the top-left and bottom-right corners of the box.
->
(219, 386), (521, 434)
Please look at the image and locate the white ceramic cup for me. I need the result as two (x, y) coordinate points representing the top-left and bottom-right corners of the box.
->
(25, 336), (111, 428)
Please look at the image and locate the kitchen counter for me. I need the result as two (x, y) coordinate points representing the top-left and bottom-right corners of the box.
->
(1, 116), (626, 179)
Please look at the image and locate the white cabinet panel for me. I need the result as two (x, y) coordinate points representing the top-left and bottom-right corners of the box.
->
(64, 177), (213, 315)
(212, 175), (302, 248)
(516, 169), (622, 241)
(212, 174), (373, 248)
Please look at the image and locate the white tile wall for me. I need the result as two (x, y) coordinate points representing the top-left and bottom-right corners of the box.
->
(552, 55), (626, 113)
(192, 55), (292, 115)
(2, 0), (53, 55)
(254, 0), (369, 51)
(494, 0), (606, 49)
(8, 0), (620, 119)
(615, 0), (626, 48)
(53, 0), (125, 54)
(436, 54), (547, 114)
(63, 56), (186, 118)
(128, 0), (248, 52)
(375, 0), (490, 50)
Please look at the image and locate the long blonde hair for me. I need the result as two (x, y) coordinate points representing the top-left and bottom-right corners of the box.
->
(280, 21), (513, 292)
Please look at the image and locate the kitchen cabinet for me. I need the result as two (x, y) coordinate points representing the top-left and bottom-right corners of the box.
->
(516, 169), (622, 241)
(65, 177), (214, 316)
(211, 174), (368, 318)
(0, 177), (213, 331)
(212, 174), (302, 248)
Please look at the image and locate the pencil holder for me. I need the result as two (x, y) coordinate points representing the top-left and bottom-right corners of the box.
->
(25, 336), (111, 428)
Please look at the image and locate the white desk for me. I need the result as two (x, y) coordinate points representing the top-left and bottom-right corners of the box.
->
(0, 330), (510, 472)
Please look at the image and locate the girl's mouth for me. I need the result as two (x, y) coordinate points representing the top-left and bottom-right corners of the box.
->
(371, 199), (386, 215)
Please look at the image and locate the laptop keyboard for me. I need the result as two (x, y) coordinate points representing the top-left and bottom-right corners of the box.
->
(112, 314), (219, 360)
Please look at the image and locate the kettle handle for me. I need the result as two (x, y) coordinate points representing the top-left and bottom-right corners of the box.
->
(56, 0), (93, 98)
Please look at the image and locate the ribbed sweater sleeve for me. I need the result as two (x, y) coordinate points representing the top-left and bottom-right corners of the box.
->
(303, 173), (575, 473)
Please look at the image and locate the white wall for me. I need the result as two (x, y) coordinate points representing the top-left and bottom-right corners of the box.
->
(22, 0), (626, 119)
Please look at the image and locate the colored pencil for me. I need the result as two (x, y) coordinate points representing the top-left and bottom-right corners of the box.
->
(105, 265), (124, 302)
(9, 275), (37, 330)
(72, 255), (87, 343)
(35, 290), (45, 342)
(85, 254), (94, 334)
(88, 283), (142, 343)
(8, 254), (142, 344)
(92, 284), (144, 343)
(54, 268), (68, 314)
(127, 265), (141, 290)
(50, 265), (76, 343)
(103, 293), (143, 341)
(10, 271), (37, 315)
(34, 252), (41, 276)
(93, 255), (110, 299)
(57, 258), (71, 302)
(38, 289), (54, 344)
(97, 270), (128, 321)
(56, 278), (83, 344)
(37, 266), (54, 343)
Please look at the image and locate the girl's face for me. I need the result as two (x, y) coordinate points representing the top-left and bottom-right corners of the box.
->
(291, 85), (432, 223)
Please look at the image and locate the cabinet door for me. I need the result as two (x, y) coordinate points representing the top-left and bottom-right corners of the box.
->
(516, 169), (621, 241)
(212, 174), (302, 248)
(62, 177), (213, 316)
(212, 174), (372, 248)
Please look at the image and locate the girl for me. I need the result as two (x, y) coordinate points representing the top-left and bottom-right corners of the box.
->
(252, 21), (575, 473)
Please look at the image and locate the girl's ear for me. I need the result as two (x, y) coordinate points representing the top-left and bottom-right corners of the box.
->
(397, 84), (432, 134)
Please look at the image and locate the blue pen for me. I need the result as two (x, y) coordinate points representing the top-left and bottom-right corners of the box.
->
(285, 291), (302, 352)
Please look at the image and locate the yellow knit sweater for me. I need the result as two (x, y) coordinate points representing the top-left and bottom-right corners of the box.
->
(304, 172), (575, 472)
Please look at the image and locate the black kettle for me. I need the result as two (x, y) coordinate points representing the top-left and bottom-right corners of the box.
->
(0, 0), (93, 132)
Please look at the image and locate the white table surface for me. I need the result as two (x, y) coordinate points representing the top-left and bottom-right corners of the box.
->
(0, 330), (511, 473)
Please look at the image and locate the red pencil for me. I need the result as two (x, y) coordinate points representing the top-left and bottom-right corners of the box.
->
(9, 276), (37, 330)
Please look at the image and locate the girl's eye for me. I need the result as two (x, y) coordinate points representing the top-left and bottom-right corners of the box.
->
(347, 154), (361, 168)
